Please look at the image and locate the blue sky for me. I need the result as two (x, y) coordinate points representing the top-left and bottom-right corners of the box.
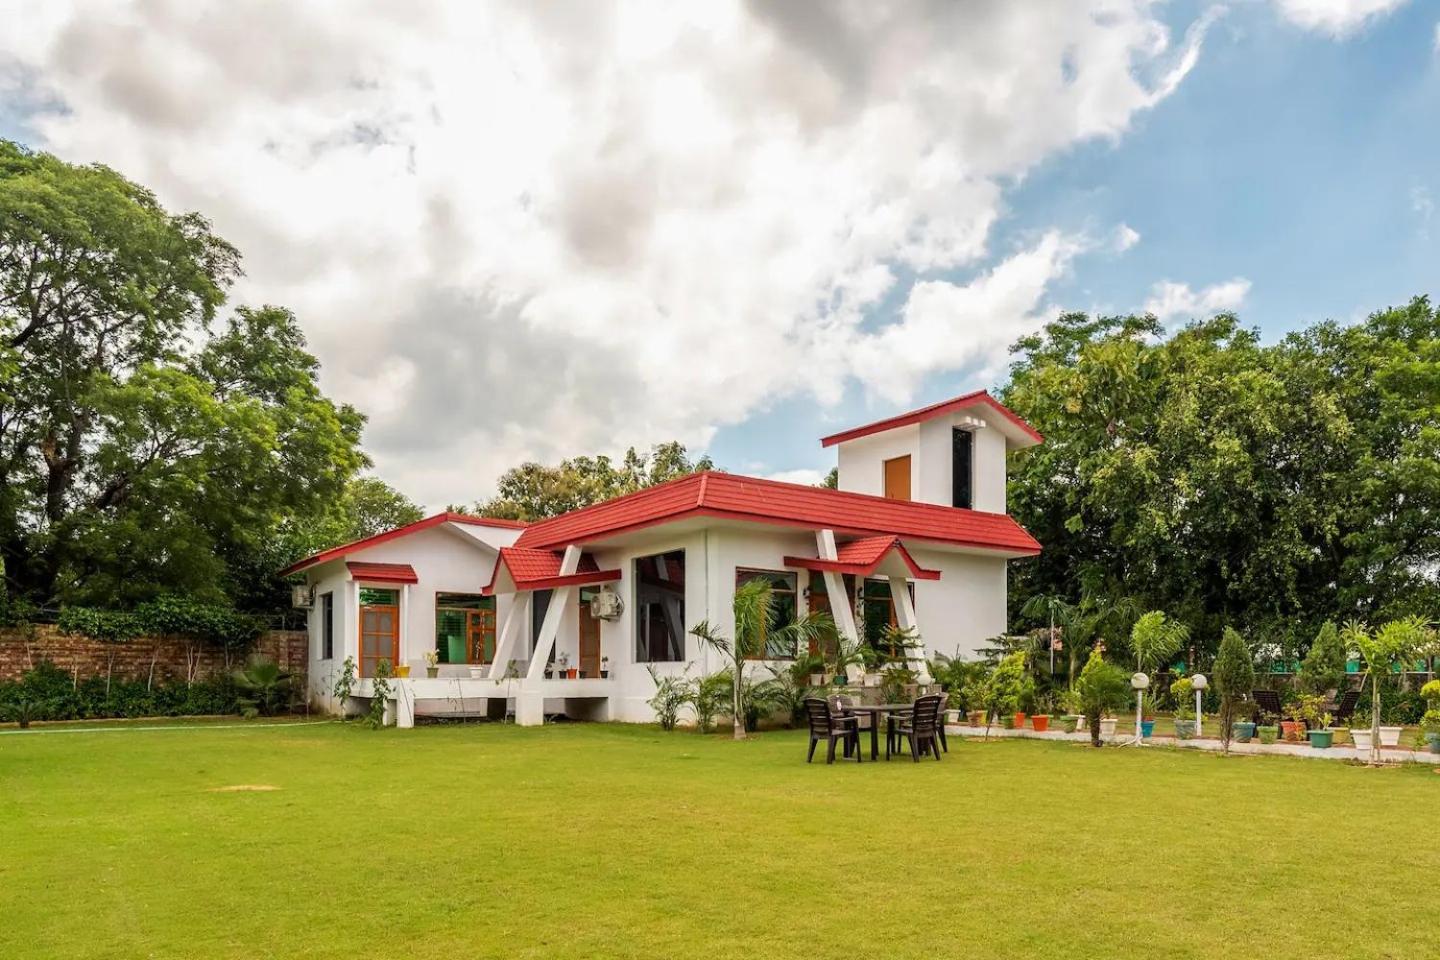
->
(709, 0), (1440, 481)
(2, 1), (1436, 503)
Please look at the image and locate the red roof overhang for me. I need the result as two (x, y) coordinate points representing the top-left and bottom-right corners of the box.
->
(346, 561), (419, 583)
(483, 547), (621, 596)
(280, 511), (527, 576)
(785, 536), (941, 580)
(819, 390), (1043, 447)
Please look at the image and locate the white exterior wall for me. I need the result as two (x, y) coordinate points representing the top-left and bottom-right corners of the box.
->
(835, 425), (919, 498)
(837, 412), (1007, 513)
(909, 546), (1009, 660)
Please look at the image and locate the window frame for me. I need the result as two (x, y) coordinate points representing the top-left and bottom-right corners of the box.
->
(434, 591), (496, 665)
(319, 591), (334, 661)
(952, 427), (974, 510)
(735, 568), (799, 660)
(634, 549), (687, 663)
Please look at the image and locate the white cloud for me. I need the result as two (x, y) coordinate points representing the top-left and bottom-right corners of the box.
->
(761, 468), (827, 487)
(1273, 0), (1409, 36)
(0, 1), (1216, 505)
(1143, 278), (1253, 324)
(1113, 223), (1142, 252)
(1434, 20), (1440, 52)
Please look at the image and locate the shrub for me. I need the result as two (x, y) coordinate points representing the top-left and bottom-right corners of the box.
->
(687, 671), (731, 733)
(1300, 621), (1346, 695)
(0, 660), (243, 723)
(1213, 626), (1255, 753)
(646, 665), (689, 731)
(1072, 650), (1130, 747)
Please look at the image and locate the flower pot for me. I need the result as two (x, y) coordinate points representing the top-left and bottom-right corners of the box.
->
(1425, 732), (1440, 755)
(469, 666), (485, 679)
(1232, 721), (1255, 743)
(968, 710), (985, 727)
(566, 668), (578, 680)
(600, 670), (609, 679)
(1280, 720), (1305, 742)
(833, 675), (847, 686)
(1307, 729), (1334, 749)
(1060, 715), (1079, 734)
(1140, 719), (1156, 739)
(1173, 719), (1196, 740)
(1257, 725), (1278, 744)
(425, 667), (439, 678)
(1378, 725), (1403, 747)
(1346, 728), (1371, 750)
(395, 664), (411, 678)
(865, 674), (883, 688)
(1030, 715), (1050, 733)
(1076, 715), (1088, 732)
(1000, 715), (1016, 729)
(1099, 718), (1118, 737)
(810, 674), (826, 687)
(1013, 712), (1027, 728)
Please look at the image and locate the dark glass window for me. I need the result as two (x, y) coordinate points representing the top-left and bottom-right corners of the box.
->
(635, 550), (686, 662)
(952, 428), (974, 509)
(320, 592), (334, 660)
(435, 592), (496, 664)
(736, 570), (798, 659)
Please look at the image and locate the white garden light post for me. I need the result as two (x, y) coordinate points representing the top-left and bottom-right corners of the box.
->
(1131, 672), (1150, 746)
(1191, 674), (1208, 739)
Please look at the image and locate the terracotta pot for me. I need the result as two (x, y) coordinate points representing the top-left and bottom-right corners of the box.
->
(1030, 715), (1050, 733)
(1013, 711), (1027, 728)
(1280, 720), (1305, 742)
(566, 668), (578, 679)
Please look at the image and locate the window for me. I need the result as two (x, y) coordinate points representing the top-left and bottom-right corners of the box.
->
(320, 592), (334, 660)
(883, 455), (912, 500)
(357, 588), (399, 678)
(735, 570), (798, 659)
(952, 428), (973, 509)
(435, 592), (496, 664)
(859, 578), (916, 658)
(635, 550), (685, 662)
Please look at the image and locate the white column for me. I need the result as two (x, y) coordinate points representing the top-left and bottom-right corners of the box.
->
(815, 530), (863, 681)
(526, 545), (582, 680)
(888, 574), (930, 682)
(393, 678), (415, 729)
(487, 592), (533, 679)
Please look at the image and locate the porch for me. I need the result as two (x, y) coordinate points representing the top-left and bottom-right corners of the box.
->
(354, 675), (618, 728)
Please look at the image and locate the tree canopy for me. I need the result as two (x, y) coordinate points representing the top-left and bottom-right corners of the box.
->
(1003, 299), (1440, 666)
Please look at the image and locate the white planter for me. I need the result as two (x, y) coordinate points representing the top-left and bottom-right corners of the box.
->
(1379, 725), (1403, 747)
(1350, 729), (1373, 751)
(1099, 718), (1118, 737)
(810, 674), (826, 687)
(1076, 716), (1088, 732)
(468, 667), (485, 679)
(864, 674), (882, 688)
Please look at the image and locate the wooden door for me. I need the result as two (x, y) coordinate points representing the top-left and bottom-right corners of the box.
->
(578, 604), (601, 677)
(359, 604), (399, 678)
(467, 607), (496, 664)
(883, 455), (912, 501)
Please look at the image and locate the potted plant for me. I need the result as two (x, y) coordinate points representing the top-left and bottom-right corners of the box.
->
(979, 652), (1027, 739)
(1281, 693), (1321, 742)
(1422, 680), (1440, 755)
(1170, 676), (1196, 739)
(1350, 707), (1374, 752)
(1099, 716), (1118, 738)
(1343, 617), (1432, 764)
(1030, 691), (1053, 732)
(1257, 724), (1279, 744)
(600, 656), (610, 679)
(1231, 720), (1256, 743)
(967, 709), (985, 727)
(1128, 610), (1190, 745)
(555, 654), (569, 679)
(395, 662), (411, 678)
(425, 650), (440, 679)
(1214, 625), (1256, 754)
(1307, 712), (1335, 749)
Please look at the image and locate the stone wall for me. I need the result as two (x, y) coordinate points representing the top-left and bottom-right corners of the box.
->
(0, 624), (308, 686)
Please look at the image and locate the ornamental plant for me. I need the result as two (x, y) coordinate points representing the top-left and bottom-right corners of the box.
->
(1421, 680), (1440, 736)
(1213, 626), (1255, 753)
(1300, 621), (1346, 695)
(1072, 649), (1130, 748)
(980, 652), (1030, 738)
(1341, 617), (1432, 764)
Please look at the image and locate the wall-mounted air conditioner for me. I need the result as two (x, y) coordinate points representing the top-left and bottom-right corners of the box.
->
(291, 585), (315, 609)
(589, 588), (623, 621)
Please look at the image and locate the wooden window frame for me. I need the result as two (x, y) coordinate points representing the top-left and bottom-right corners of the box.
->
(357, 587), (400, 679)
(883, 454), (912, 501)
(735, 568), (799, 660)
(434, 592), (497, 666)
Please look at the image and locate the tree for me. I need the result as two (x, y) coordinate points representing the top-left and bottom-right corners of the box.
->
(1127, 610), (1189, 739)
(979, 652), (1031, 738)
(1341, 617), (1432, 764)
(689, 577), (835, 740)
(1299, 621), (1345, 695)
(474, 441), (715, 521)
(0, 142), (367, 612)
(1213, 626), (1255, 754)
(1072, 649), (1131, 747)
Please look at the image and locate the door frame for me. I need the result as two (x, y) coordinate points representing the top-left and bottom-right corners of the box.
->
(358, 600), (400, 678)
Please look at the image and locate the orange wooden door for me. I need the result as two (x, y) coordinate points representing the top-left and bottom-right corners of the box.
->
(467, 608), (496, 664)
(883, 455), (912, 500)
(578, 605), (602, 677)
(359, 605), (399, 677)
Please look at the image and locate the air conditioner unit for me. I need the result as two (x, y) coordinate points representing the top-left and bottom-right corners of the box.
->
(589, 588), (623, 621)
(291, 584), (315, 609)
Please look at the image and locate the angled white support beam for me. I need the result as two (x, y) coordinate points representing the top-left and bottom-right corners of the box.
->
(486, 592), (532, 679)
(525, 545), (581, 680)
(816, 529), (863, 682)
(888, 574), (930, 682)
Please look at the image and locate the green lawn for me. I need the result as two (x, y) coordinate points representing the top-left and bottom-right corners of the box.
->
(1, 721), (1436, 960)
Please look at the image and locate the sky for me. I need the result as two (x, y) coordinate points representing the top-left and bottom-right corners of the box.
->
(1, 0), (1436, 505)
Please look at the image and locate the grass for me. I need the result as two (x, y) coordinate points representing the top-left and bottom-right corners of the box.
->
(1, 721), (1437, 960)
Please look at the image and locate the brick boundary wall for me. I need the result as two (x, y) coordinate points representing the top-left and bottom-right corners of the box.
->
(0, 624), (308, 686)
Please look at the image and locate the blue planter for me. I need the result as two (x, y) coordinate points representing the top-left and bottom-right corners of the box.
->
(1140, 720), (1156, 738)
(1232, 722), (1256, 743)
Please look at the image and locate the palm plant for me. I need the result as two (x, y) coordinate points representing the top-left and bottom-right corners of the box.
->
(1019, 593), (1076, 678)
(1072, 649), (1131, 747)
(233, 657), (293, 719)
(1126, 610), (1189, 741)
(689, 577), (836, 740)
(1341, 616), (1432, 764)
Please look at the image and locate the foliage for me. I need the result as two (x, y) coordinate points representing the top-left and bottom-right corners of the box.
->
(1170, 676), (1194, 720)
(366, 660), (392, 729)
(1004, 300), (1440, 661)
(687, 671), (731, 733)
(979, 652), (1031, 732)
(1283, 693), (1324, 727)
(1300, 621), (1346, 695)
(1213, 626), (1255, 752)
(0, 141), (368, 615)
(332, 656), (357, 716)
(1072, 650), (1132, 747)
(1128, 611), (1189, 674)
(762, 664), (809, 729)
(1341, 616), (1433, 762)
(879, 662), (918, 706)
(929, 652), (988, 711)
(646, 665), (689, 732)
(689, 577), (835, 739)
(232, 657), (293, 718)
(472, 441), (715, 521)
(0, 660), (242, 722)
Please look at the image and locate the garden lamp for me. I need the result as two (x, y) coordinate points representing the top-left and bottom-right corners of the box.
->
(1131, 671), (1150, 746)
(1191, 674), (1208, 738)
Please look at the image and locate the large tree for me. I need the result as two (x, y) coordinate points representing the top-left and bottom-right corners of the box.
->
(0, 141), (367, 611)
(1003, 299), (1440, 663)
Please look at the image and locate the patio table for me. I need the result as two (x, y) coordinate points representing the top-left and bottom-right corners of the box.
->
(841, 703), (914, 761)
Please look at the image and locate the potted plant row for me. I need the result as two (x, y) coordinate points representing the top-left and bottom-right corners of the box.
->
(1424, 680), (1440, 755)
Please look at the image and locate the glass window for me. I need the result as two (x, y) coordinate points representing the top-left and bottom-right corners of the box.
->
(635, 550), (685, 662)
(735, 570), (798, 659)
(435, 592), (496, 664)
(859, 579), (915, 659)
(320, 592), (334, 660)
(952, 427), (974, 509)
(359, 587), (398, 606)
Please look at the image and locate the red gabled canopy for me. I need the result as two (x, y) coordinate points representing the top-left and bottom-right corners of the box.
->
(483, 547), (621, 596)
(280, 511), (527, 576)
(784, 536), (941, 580)
(819, 389), (1043, 448)
(346, 561), (419, 584)
(513, 471), (1040, 556)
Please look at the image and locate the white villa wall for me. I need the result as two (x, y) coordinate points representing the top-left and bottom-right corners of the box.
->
(837, 412), (1007, 513)
(836, 426), (919, 498)
(908, 546), (1008, 660)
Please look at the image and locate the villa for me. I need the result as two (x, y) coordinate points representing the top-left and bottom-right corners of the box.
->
(283, 390), (1043, 725)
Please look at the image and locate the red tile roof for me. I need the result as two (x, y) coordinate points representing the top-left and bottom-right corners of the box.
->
(280, 511), (526, 576)
(819, 389), (1043, 448)
(345, 561), (419, 583)
(785, 535), (941, 580)
(514, 471), (1040, 555)
(483, 547), (621, 595)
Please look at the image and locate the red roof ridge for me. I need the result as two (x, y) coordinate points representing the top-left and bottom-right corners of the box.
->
(280, 510), (524, 576)
(819, 389), (1043, 448)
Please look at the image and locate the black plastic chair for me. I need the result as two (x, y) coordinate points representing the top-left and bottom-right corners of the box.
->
(886, 694), (943, 762)
(805, 698), (861, 764)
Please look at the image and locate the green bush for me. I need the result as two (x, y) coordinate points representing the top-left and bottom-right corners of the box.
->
(0, 660), (244, 723)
